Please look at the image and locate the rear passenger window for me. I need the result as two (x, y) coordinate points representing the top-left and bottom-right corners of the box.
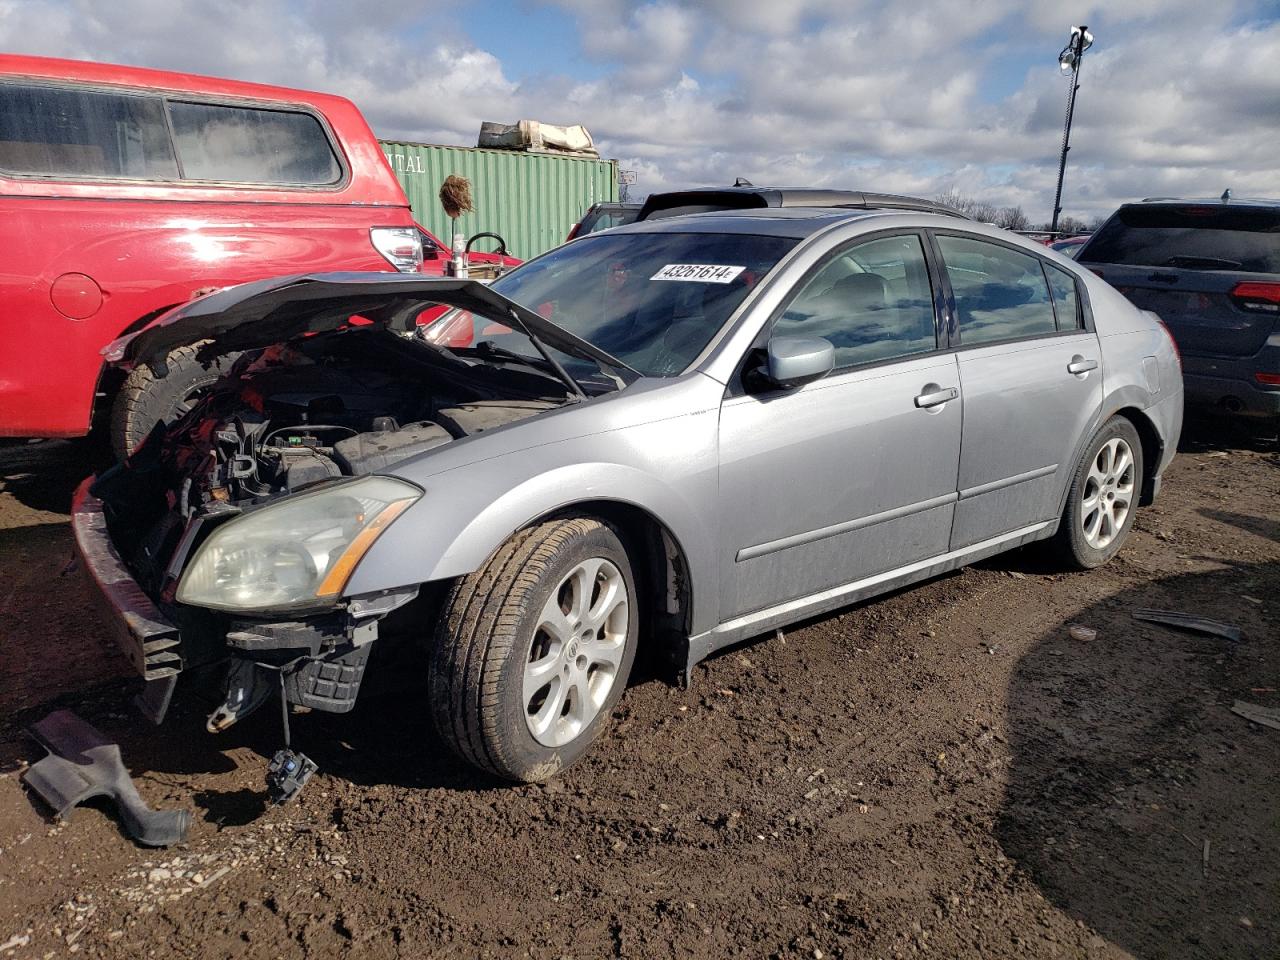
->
(1046, 263), (1081, 330)
(773, 234), (938, 368)
(937, 235), (1058, 345)
(0, 82), (178, 179)
(168, 101), (341, 185)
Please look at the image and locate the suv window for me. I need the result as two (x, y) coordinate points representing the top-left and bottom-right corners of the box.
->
(1082, 205), (1280, 273)
(773, 234), (937, 368)
(0, 82), (178, 179)
(937, 235), (1057, 345)
(168, 101), (341, 185)
(0, 80), (341, 187)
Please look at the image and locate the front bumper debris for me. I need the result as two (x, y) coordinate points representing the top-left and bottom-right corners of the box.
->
(71, 478), (182, 721)
(23, 709), (191, 847)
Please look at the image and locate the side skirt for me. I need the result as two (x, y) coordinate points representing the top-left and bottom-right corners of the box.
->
(684, 519), (1057, 675)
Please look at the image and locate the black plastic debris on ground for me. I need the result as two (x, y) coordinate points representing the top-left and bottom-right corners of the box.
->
(1131, 608), (1245, 643)
(22, 709), (190, 847)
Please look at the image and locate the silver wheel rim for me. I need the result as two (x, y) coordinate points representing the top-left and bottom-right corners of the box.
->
(1080, 437), (1135, 550)
(523, 557), (629, 748)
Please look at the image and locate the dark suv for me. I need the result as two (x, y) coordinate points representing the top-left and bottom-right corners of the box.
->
(637, 185), (967, 221)
(1078, 198), (1280, 421)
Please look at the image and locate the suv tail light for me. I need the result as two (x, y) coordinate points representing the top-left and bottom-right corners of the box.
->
(1155, 317), (1181, 365)
(370, 227), (424, 273)
(1230, 281), (1280, 314)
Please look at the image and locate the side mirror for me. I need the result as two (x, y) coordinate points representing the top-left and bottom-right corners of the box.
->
(758, 336), (835, 390)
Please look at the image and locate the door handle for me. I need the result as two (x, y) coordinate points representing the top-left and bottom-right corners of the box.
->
(1067, 356), (1099, 375)
(914, 385), (959, 408)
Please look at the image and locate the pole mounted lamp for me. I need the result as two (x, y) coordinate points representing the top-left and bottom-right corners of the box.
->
(1050, 24), (1093, 235)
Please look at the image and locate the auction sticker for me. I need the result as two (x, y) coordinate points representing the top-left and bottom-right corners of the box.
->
(651, 263), (746, 283)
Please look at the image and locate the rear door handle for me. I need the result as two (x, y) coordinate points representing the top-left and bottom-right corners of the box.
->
(914, 385), (959, 408)
(1067, 356), (1099, 375)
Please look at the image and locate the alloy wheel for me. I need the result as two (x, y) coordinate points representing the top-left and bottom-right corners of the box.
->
(523, 557), (629, 747)
(1080, 437), (1135, 549)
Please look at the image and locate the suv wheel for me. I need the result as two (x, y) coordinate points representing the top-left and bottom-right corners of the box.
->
(1054, 415), (1144, 569)
(428, 518), (638, 782)
(110, 341), (240, 459)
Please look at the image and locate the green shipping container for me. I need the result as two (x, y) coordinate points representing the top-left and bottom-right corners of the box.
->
(380, 141), (618, 262)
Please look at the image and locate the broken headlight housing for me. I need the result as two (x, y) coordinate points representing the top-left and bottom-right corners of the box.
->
(177, 476), (421, 612)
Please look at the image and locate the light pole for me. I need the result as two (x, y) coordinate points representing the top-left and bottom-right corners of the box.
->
(1050, 25), (1093, 235)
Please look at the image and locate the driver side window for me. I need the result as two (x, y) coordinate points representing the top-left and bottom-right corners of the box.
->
(773, 234), (938, 369)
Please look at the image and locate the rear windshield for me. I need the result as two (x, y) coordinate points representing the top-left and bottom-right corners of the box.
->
(579, 206), (641, 235)
(1082, 205), (1280, 273)
(0, 80), (342, 186)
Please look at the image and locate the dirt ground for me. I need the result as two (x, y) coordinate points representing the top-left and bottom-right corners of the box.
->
(0, 418), (1276, 960)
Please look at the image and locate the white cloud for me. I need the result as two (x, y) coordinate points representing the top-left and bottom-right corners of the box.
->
(1, 0), (1276, 222)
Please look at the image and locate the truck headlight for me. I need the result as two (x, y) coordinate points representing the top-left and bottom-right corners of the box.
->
(177, 476), (421, 612)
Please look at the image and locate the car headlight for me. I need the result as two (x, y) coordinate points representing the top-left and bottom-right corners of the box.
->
(177, 476), (421, 612)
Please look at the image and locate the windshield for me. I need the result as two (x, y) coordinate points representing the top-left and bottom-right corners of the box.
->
(424, 231), (798, 379)
(1082, 205), (1280, 273)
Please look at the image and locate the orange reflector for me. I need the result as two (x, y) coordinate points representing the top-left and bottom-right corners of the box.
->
(315, 498), (414, 598)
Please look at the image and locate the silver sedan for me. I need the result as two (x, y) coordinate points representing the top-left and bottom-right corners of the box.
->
(79, 202), (1183, 785)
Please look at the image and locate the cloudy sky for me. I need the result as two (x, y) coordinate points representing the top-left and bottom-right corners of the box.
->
(3, 0), (1278, 221)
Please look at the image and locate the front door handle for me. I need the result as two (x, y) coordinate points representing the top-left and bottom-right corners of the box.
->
(1067, 356), (1099, 376)
(915, 384), (959, 409)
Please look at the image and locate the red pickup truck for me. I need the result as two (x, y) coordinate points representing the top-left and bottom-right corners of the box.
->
(0, 55), (512, 456)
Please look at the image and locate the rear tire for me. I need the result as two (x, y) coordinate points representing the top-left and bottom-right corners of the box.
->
(428, 518), (638, 782)
(109, 341), (240, 460)
(1053, 415), (1144, 569)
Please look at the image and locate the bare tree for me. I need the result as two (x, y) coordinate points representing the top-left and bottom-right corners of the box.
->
(934, 190), (1001, 225)
(996, 206), (1029, 231)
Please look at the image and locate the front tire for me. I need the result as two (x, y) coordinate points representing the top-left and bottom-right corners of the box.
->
(1053, 415), (1144, 569)
(428, 518), (638, 782)
(110, 341), (240, 460)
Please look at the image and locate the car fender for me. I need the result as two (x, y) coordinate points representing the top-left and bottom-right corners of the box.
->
(344, 430), (721, 632)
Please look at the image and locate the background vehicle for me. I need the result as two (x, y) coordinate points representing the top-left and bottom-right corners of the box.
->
(416, 221), (521, 278)
(80, 202), (1181, 786)
(0, 55), (501, 456)
(636, 185), (969, 221)
(565, 201), (641, 240)
(1079, 198), (1280, 421)
(1050, 235), (1090, 258)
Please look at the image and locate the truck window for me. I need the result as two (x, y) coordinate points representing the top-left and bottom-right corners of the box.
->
(0, 81), (178, 179)
(167, 101), (341, 185)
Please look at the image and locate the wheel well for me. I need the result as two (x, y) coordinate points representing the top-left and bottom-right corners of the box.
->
(538, 500), (693, 683)
(1113, 407), (1163, 506)
(88, 302), (185, 435)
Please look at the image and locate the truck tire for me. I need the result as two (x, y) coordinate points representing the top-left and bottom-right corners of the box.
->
(1053, 415), (1144, 570)
(428, 517), (638, 782)
(110, 341), (240, 459)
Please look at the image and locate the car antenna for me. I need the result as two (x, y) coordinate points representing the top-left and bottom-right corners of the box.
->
(1221, 188), (1232, 202)
(734, 177), (754, 187)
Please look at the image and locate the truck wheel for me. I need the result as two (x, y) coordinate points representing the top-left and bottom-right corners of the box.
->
(1053, 416), (1144, 570)
(110, 341), (240, 459)
(428, 518), (638, 782)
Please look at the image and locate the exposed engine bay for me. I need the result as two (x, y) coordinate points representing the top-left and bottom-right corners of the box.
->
(99, 327), (569, 599)
(191, 333), (562, 502)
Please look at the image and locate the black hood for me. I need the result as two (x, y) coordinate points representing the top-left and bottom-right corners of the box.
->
(105, 272), (630, 375)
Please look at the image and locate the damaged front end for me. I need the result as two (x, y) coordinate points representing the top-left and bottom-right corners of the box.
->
(74, 274), (606, 799)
